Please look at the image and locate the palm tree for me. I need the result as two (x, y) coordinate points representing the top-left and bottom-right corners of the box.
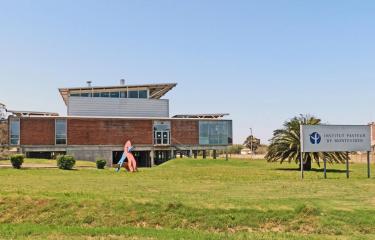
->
(265, 115), (348, 170)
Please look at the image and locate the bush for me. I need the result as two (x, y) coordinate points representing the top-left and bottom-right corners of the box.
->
(10, 154), (24, 169)
(57, 155), (76, 170)
(96, 159), (107, 169)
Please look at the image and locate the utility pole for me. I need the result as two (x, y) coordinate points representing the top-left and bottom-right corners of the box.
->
(250, 128), (253, 159)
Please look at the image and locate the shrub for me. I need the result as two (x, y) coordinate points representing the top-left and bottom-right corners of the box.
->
(96, 159), (107, 169)
(57, 155), (76, 170)
(10, 154), (24, 169)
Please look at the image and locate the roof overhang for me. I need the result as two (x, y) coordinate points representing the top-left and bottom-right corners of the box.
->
(172, 113), (230, 119)
(59, 83), (177, 105)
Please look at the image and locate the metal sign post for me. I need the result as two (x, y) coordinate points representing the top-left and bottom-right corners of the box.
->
(367, 151), (371, 178)
(323, 158), (327, 179)
(346, 152), (350, 179)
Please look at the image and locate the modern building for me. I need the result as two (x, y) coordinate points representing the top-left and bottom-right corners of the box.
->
(1, 81), (233, 167)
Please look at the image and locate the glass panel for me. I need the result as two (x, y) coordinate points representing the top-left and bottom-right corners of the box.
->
(100, 92), (110, 98)
(139, 90), (148, 99)
(110, 92), (120, 98)
(70, 93), (80, 97)
(120, 91), (127, 98)
(55, 119), (67, 145)
(56, 139), (67, 145)
(199, 121), (232, 145)
(80, 93), (91, 97)
(10, 119), (20, 145)
(93, 92), (100, 97)
(129, 90), (139, 98)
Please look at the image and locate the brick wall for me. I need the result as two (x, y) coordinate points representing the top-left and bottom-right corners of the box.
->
(20, 118), (55, 145)
(0, 120), (8, 145)
(171, 120), (199, 145)
(68, 119), (153, 145)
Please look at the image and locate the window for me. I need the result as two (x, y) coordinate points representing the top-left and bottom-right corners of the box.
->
(153, 121), (171, 145)
(199, 121), (232, 145)
(93, 92), (100, 97)
(10, 118), (20, 145)
(110, 92), (120, 98)
(80, 92), (91, 97)
(100, 92), (110, 98)
(70, 93), (80, 97)
(128, 90), (139, 98)
(55, 119), (67, 145)
(139, 90), (148, 99)
(120, 91), (127, 98)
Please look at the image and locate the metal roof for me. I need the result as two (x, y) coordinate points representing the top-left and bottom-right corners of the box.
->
(59, 83), (177, 105)
(8, 110), (59, 117)
(172, 113), (229, 119)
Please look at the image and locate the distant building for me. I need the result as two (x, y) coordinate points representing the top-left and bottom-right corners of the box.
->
(3, 81), (233, 167)
(240, 148), (251, 155)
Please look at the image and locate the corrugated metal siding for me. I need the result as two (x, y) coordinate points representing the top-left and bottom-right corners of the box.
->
(68, 97), (169, 117)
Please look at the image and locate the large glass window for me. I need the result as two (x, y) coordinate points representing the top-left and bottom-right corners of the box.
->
(139, 90), (148, 99)
(55, 119), (67, 145)
(110, 92), (120, 98)
(10, 118), (20, 145)
(128, 90), (139, 98)
(199, 121), (232, 145)
(120, 91), (127, 98)
(100, 92), (110, 98)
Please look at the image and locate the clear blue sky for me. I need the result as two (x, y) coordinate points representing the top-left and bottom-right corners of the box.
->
(1, 0), (375, 144)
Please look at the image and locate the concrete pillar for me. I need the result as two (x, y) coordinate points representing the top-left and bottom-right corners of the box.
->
(170, 149), (175, 159)
(189, 149), (193, 158)
(180, 151), (183, 158)
(213, 150), (217, 159)
(203, 150), (207, 159)
(150, 150), (155, 167)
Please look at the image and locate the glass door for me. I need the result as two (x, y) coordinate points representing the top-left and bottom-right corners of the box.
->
(154, 131), (170, 145)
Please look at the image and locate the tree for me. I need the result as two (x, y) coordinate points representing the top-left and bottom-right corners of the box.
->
(244, 135), (261, 153)
(265, 115), (348, 170)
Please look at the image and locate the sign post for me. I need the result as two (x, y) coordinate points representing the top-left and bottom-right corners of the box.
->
(368, 151), (371, 179)
(300, 125), (371, 179)
(346, 152), (350, 179)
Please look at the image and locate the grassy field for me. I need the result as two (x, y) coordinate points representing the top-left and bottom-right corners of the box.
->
(0, 158), (374, 239)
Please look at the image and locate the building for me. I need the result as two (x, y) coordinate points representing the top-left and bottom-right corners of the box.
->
(2, 81), (233, 167)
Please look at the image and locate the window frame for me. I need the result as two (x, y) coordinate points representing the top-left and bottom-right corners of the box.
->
(9, 118), (20, 146)
(55, 119), (67, 145)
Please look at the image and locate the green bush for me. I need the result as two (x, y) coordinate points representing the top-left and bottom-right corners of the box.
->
(10, 154), (24, 169)
(57, 155), (76, 170)
(96, 159), (107, 169)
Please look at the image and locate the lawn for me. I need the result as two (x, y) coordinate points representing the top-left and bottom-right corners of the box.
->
(0, 158), (374, 239)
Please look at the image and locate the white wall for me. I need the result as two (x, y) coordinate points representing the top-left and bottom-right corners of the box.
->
(68, 97), (169, 118)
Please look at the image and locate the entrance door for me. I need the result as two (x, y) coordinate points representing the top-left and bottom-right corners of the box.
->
(154, 131), (170, 145)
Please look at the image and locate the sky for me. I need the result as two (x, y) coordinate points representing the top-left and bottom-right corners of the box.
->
(1, 0), (375, 144)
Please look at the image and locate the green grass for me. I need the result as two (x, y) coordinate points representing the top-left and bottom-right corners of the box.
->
(0, 158), (374, 239)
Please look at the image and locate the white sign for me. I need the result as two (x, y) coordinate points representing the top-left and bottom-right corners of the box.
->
(301, 125), (371, 153)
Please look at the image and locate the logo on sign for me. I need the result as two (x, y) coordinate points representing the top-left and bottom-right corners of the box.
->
(310, 132), (321, 145)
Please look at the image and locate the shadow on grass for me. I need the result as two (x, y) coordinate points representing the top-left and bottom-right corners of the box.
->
(274, 168), (349, 173)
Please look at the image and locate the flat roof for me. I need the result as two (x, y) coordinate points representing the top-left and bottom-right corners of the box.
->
(14, 115), (231, 121)
(172, 113), (229, 119)
(59, 83), (177, 105)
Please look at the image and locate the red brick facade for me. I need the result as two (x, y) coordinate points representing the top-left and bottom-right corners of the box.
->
(20, 118), (55, 145)
(67, 119), (153, 145)
(16, 117), (202, 146)
(171, 120), (199, 145)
